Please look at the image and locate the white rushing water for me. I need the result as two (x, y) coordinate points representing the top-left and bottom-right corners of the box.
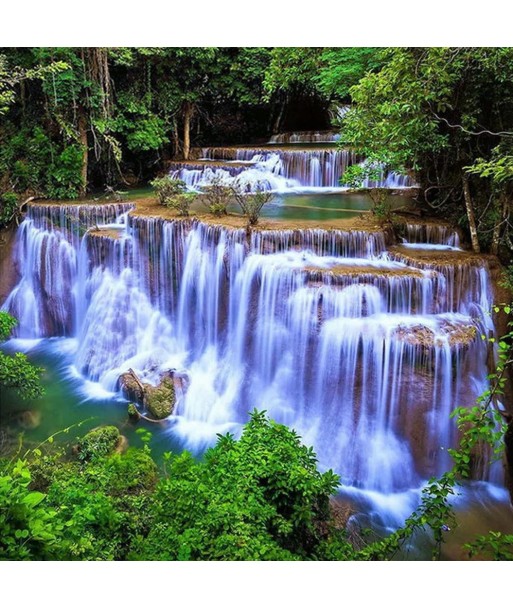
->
(2, 203), (498, 510)
(169, 147), (415, 193)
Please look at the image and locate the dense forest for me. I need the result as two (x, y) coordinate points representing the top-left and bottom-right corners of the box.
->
(1, 47), (513, 562)
(1, 48), (513, 260)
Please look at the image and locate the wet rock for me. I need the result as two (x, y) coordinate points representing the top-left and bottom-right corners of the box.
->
(144, 377), (175, 419)
(119, 369), (182, 420)
(127, 402), (141, 421)
(119, 370), (145, 404)
(14, 410), (42, 430)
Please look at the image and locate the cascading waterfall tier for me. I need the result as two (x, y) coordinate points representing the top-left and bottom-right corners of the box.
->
(2, 203), (133, 337)
(169, 146), (414, 192)
(2, 203), (496, 495)
(268, 131), (341, 144)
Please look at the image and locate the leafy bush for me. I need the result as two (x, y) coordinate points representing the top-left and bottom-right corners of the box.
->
(46, 144), (85, 199)
(151, 176), (196, 216)
(200, 175), (232, 216)
(232, 180), (273, 225)
(151, 176), (186, 204)
(0, 311), (17, 340)
(0, 312), (44, 400)
(131, 410), (343, 560)
(0, 192), (18, 227)
(0, 458), (60, 560)
(0, 352), (45, 400)
(76, 426), (121, 462)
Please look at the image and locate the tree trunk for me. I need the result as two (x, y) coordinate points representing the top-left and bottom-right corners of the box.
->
(272, 94), (287, 135)
(462, 174), (480, 253)
(78, 111), (88, 197)
(172, 117), (180, 158)
(491, 196), (509, 256)
(183, 102), (194, 161)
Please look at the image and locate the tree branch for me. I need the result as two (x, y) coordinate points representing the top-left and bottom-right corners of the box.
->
(431, 111), (513, 138)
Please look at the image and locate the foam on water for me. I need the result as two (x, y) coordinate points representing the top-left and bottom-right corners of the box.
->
(1, 201), (501, 523)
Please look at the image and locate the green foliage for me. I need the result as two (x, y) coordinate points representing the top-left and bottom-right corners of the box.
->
(0, 458), (60, 560)
(0, 413), (350, 561)
(151, 176), (186, 204)
(0, 192), (18, 226)
(200, 175), (232, 216)
(340, 48), (513, 252)
(264, 48), (322, 97)
(263, 47), (381, 102)
(131, 410), (345, 560)
(0, 124), (85, 199)
(111, 93), (169, 153)
(150, 176), (196, 216)
(76, 426), (120, 462)
(0, 352), (44, 400)
(316, 48), (383, 101)
(464, 531), (513, 560)
(232, 181), (274, 225)
(0, 314), (44, 400)
(466, 151), (513, 185)
(46, 144), (85, 200)
(0, 311), (17, 341)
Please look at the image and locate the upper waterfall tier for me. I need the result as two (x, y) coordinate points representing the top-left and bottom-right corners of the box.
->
(169, 147), (415, 192)
(1, 202), (497, 494)
(268, 131), (341, 144)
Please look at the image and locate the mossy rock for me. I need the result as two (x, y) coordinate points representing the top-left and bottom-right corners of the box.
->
(127, 403), (141, 421)
(144, 377), (175, 419)
(105, 448), (158, 494)
(76, 425), (121, 461)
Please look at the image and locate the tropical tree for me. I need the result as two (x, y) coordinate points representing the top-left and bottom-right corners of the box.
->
(340, 47), (513, 255)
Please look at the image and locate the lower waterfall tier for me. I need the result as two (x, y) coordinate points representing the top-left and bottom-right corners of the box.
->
(1, 202), (501, 494)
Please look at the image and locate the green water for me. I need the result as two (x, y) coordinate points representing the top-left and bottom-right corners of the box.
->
(119, 186), (411, 222)
(0, 339), (182, 461)
(224, 191), (408, 221)
(256, 192), (373, 220)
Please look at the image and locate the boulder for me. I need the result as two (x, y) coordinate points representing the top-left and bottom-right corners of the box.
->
(119, 369), (181, 420)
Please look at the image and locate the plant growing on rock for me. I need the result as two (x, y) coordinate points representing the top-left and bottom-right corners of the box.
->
(75, 426), (121, 462)
(232, 180), (274, 226)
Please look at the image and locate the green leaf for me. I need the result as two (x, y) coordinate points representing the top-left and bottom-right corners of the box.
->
(22, 491), (46, 508)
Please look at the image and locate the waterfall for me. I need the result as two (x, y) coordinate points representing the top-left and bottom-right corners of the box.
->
(2, 202), (497, 497)
(169, 147), (415, 192)
(268, 131), (342, 144)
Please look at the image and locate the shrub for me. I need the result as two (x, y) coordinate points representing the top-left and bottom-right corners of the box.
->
(200, 175), (232, 216)
(151, 176), (186, 204)
(131, 410), (344, 560)
(0, 311), (17, 340)
(0, 192), (18, 227)
(76, 426), (121, 462)
(0, 458), (60, 560)
(232, 180), (274, 225)
(0, 312), (44, 400)
(150, 176), (195, 216)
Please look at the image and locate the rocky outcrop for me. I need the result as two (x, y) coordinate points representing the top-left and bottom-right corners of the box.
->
(144, 377), (175, 419)
(0, 224), (21, 305)
(119, 368), (187, 420)
(74, 425), (127, 461)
